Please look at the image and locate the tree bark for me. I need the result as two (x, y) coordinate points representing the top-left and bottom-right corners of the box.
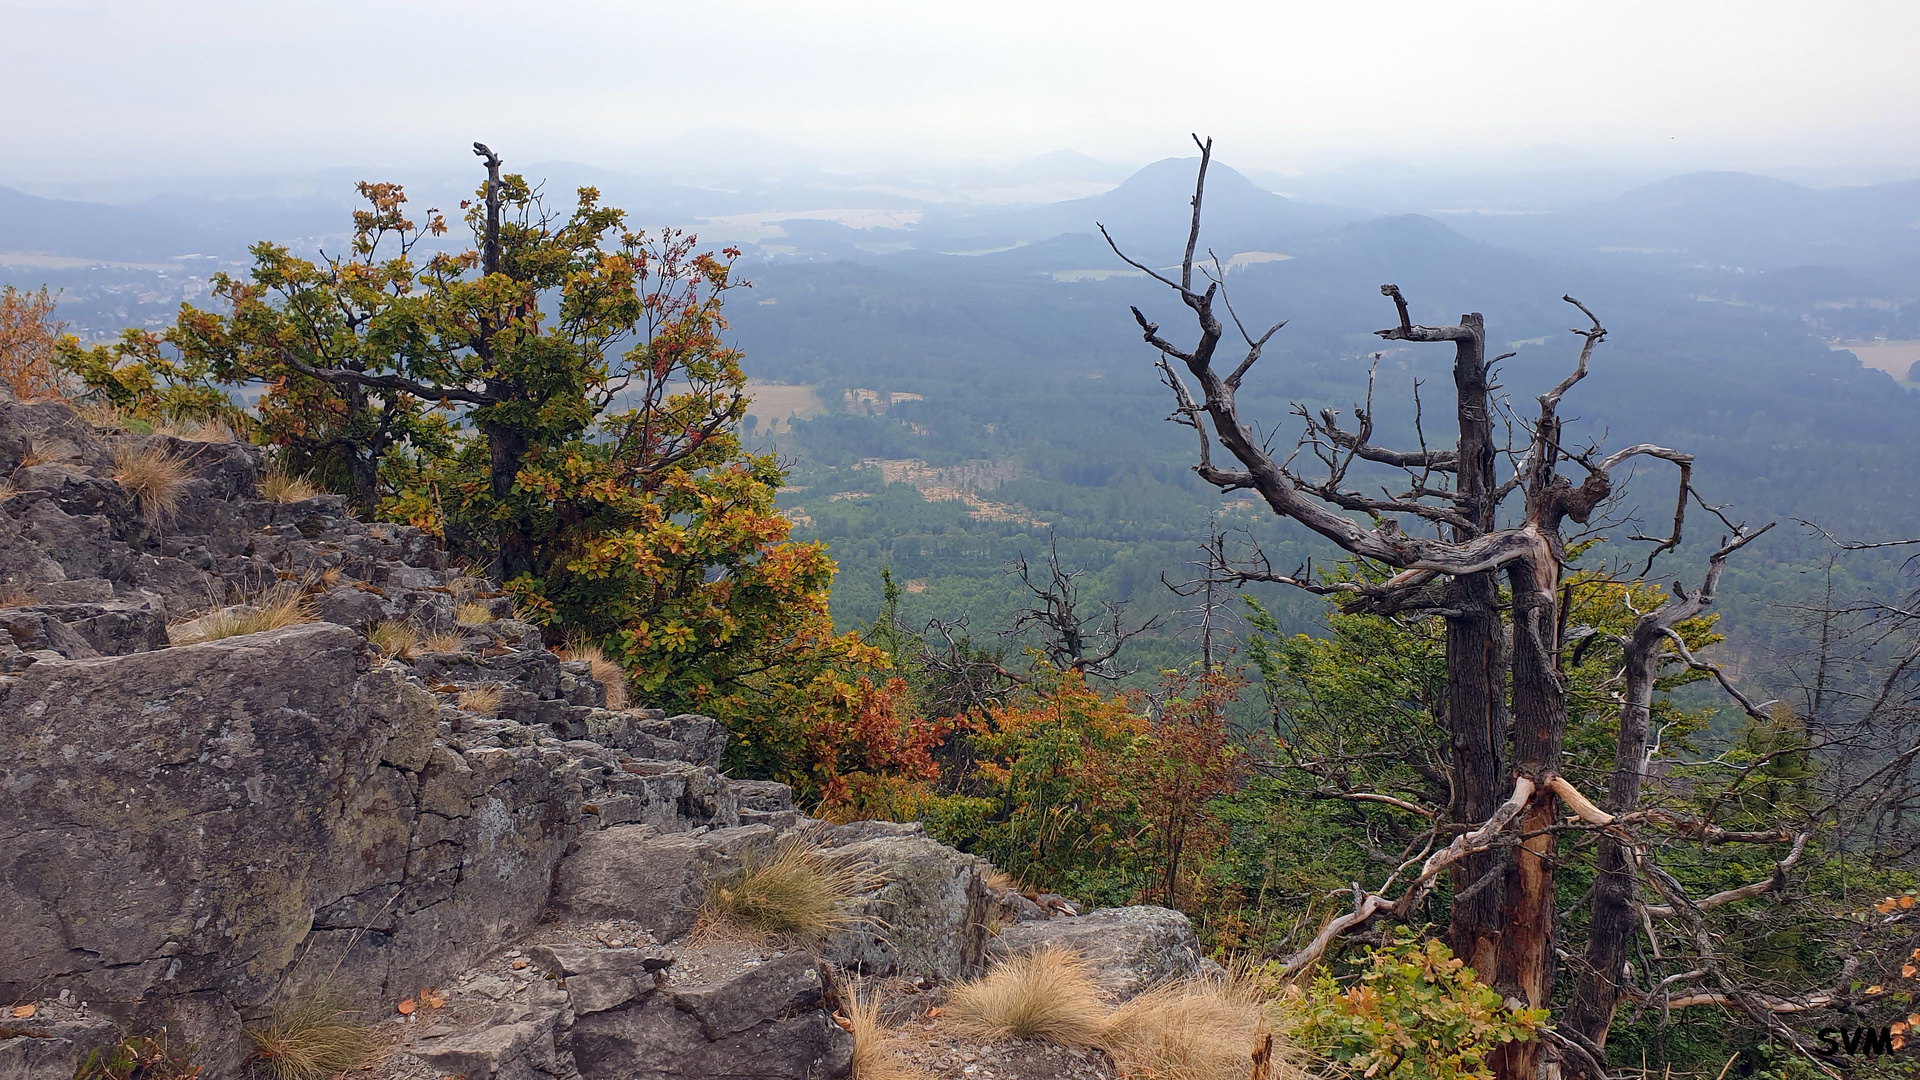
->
(1563, 529), (1764, 1069)
(1440, 313), (1510, 983)
(1492, 552), (1565, 1080)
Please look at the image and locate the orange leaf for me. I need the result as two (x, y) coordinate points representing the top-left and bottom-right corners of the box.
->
(396, 998), (416, 1015)
(1868, 985), (1885, 995)
(1878, 899), (1898, 914)
(1904, 896), (1916, 909)
(10, 1004), (34, 1019)
(831, 1012), (853, 1033)
(1905, 965), (1917, 978)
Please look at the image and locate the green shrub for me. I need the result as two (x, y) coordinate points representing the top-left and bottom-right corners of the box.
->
(1292, 936), (1543, 1080)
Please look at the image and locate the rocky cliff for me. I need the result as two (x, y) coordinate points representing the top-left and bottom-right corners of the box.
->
(0, 387), (1205, 1080)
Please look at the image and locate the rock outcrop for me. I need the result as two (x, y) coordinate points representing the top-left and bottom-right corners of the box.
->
(0, 387), (1206, 1080)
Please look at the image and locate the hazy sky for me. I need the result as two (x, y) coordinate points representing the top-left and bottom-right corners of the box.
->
(6, 0), (1918, 182)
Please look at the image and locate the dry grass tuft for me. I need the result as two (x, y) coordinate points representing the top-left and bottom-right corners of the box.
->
(845, 982), (935, 1080)
(702, 834), (879, 944)
(420, 629), (467, 654)
(367, 620), (421, 662)
(169, 593), (314, 646)
(257, 465), (319, 504)
(74, 401), (129, 431)
(454, 601), (493, 626)
(981, 866), (1021, 893)
(559, 637), (630, 710)
(0, 582), (31, 608)
(17, 438), (76, 469)
(458, 684), (503, 715)
(1101, 971), (1295, 1080)
(244, 992), (379, 1080)
(113, 443), (192, 521)
(945, 947), (1109, 1047)
(186, 417), (238, 443)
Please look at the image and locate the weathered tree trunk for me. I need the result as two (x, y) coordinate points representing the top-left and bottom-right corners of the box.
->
(1493, 551), (1566, 1080)
(472, 144), (533, 580)
(1441, 314), (1510, 982)
(1563, 629), (1656, 1056)
(1565, 530), (1752, 1070)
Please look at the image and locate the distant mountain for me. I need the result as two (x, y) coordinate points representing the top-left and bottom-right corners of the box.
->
(0, 187), (240, 261)
(917, 157), (1370, 256)
(1001, 149), (1132, 185)
(1449, 171), (1920, 275)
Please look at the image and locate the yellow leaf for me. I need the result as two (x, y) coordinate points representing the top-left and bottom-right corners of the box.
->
(1868, 985), (1885, 995)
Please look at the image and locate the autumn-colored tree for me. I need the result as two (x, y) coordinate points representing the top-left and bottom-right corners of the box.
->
(60, 146), (744, 583)
(0, 285), (68, 401)
(53, 147), (936, 810)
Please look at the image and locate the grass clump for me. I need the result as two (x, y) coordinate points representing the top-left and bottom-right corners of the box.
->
(16, 438), (76, 469)
(0, 583), (29, 608)
(257, 465), (319, 504)
(454, 601), (493, 626)
(244, 993), (378, 1080)
(1101, 971), (1295, 1080)
(112, 443), (192, 522)
(945, 947), (1108, 1047)
(702, 834), (878, 943)
(169, 593), (314, 645)
(421, 629), (467, 654)
(458, 684), (503, 715)
(844, 982), (934, 1080)
(368, 620), (420, 662)
(559, 637), (630, 710)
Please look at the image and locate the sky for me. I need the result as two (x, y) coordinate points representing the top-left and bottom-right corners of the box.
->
(5, 0), (1919, 185)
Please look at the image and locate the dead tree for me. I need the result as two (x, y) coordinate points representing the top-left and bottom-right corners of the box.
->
(1007, 534), (1157, 679)
(1106, 136), (1765, 1080)
(1164, 516), (1241, 671)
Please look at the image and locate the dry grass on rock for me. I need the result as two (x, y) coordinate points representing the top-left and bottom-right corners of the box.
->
(244, 992), (379, 1080)
(701, 835), (878, 944)
(845, 983), (935, 1080)
(168, 593), (314, 646)
(112, 443), (192, 522)
(454, 602), (492, 626)
(559, 637), (630, 710)
(457, 684), (503, 716)
(1100, 971), (1297, 1080)
(368, 620), (420, 662)
(946, 947), (1109, 1048)
(420, 629), (467, 654)
(257, 465), (319, 504)
(17, 438), (76, 469)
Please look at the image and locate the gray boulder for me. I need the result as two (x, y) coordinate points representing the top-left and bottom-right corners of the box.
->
(551, 824), (772, 940)
(985, 905), (1206, 1000)
(818, 829), (990, 983)
(415, 981), (575, 1080)
(566, 953), (851, 1080)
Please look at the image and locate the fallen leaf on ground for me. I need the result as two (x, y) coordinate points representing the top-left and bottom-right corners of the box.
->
(10, 1005), (33, 1019)
(396, 998), (416, 1015)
